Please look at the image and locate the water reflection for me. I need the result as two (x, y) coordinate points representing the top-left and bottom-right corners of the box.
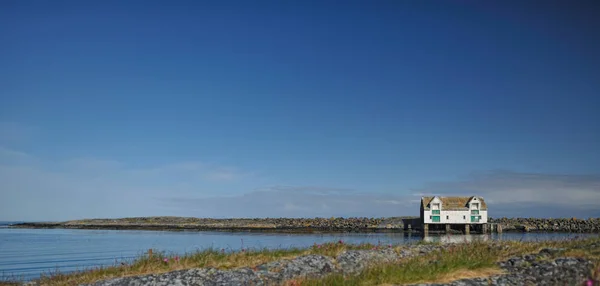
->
(422, 234), (492, 244)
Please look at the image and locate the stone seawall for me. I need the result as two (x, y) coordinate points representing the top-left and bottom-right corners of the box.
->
(490, 217), (600, 233)
(11, 217), (600, 233)
(12, 217), (408, 232)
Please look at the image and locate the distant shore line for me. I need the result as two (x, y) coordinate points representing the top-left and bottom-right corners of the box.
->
(9, 216), (600, 233)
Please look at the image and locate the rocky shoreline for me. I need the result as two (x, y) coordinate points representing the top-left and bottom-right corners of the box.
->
(410, 248), (598, 286)
(74, 240), (599, 286)
(78, 244), (446, 286)
(11, 216), (600, 233)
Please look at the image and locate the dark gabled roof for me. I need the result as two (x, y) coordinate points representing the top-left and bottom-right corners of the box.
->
(421, 196), (487, 210)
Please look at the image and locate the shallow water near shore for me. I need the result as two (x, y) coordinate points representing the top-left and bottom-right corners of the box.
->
(0, 228), (598, 281)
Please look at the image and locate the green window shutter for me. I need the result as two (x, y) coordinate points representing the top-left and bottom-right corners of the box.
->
(432, 210), (440, 214)
(432, 216), (440, 222)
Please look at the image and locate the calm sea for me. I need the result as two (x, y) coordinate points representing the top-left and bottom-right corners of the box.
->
(0, 226), (598, 281)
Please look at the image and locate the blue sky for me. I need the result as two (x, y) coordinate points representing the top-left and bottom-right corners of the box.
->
(1, 0), (599, 221)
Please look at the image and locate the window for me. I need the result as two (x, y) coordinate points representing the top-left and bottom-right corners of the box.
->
(463, 216), (466, 219)
(472, 203), (479, 209)
(446, 216), (449, 219)
(432, 216), (440, 222)
(432, 210), (440, 214)
(471, 210), (479, 215)
(471, 216), (480, 222)
(432, 203), (440, 210)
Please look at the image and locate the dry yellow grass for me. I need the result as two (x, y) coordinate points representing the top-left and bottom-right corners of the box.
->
(412, 267), (505, 285)
(374, 268), (504, 286)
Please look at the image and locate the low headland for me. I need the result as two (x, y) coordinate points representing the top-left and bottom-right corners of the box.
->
(10, 216), (600, 233)
(4, 235), (599, 285)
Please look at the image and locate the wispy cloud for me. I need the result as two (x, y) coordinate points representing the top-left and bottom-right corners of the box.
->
(2, 145), (598, 220)
(0, 146), (35, 163)
(0, 146), (254, 221)
(203, 168), (252, 182)
(255, 185), (356, 195)
(0, 122), (36, 144)
(415, 170), (600, 218)
(161, 186), (414, 218)
(162, 171), (600, 219)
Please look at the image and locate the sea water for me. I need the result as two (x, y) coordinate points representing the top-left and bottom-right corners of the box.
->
(0, 227), (597, 281)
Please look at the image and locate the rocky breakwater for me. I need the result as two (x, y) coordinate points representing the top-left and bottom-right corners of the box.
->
(12, 217), (390, 232)
(490, 217), (600, 233)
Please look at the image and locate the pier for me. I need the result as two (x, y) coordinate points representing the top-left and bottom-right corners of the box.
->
(422, 222), (503, 235)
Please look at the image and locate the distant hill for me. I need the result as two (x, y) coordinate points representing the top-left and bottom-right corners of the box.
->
(0, 221), (25, 227)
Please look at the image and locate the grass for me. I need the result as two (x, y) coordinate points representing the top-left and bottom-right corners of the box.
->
(298, 241), (502, 285)
(0, 274), (23, 286)
(296, 237), (600, 286)
(4, 237), (600, 286)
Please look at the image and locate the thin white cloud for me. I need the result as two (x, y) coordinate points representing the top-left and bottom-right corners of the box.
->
(0, 122), (36, 144)
(62, 157), (124, 171)
(162, 187), (414, 218)
(374, 200), (404, 205)
(0, 146), (34, 162)
(415, 170), (600, 217)
(256, 185), (357, 195)
(163, 171), (600, 219)
(203, 168), (251, 181)
(2, 146), (598, 220)
(0, 147), (254, 221)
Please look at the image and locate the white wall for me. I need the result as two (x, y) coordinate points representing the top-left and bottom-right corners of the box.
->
(423, 210), (488, 224)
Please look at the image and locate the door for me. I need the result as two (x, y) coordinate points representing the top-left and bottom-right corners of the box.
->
(432, 216), (440, 222)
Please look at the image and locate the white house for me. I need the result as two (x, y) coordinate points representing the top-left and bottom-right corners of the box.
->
(420, 196), (488, 225)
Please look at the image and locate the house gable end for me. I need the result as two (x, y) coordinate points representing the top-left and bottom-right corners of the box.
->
(422, 195), (487, 211)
